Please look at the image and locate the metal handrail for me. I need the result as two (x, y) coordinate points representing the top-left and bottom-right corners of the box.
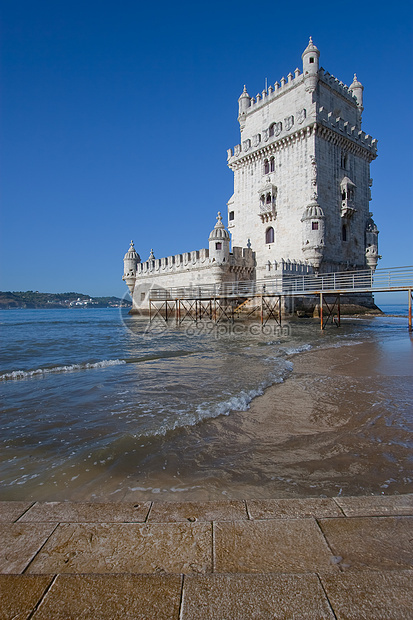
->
(148, 266), (413, 301)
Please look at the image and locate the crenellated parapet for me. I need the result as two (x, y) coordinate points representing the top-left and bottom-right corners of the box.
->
(136, 248), (210, 276)
(237, 71), (304, 121)
(316, 106), (377, 158)
(318, 68), (359, 104)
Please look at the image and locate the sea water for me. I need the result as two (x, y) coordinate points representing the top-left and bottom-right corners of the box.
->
(0, 307), (412, 500)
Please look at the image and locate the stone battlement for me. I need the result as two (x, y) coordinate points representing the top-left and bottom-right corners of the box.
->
(245, 69), (304, 113)
(135, 247), (255, 278)
(318, 67), (357, 103)
(318, 106), (377, 153)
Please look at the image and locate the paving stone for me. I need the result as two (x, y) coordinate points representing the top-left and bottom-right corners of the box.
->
(181, 573), (335, 619)
(0, 574), (53, 620)
(148, 500), (247, 523)
(0, 502), (33, 523)
(0, 524), (57, 574)
(335, 494), (413, 517)
(214, 519), (338, 573)
(26, 522), (212, 575)
(31, 574), (182, 620)
(319, 516), (413, 570)
(19, 501), (151, 523)
(320, 570), (413, 619)
(247, 497), (343, 520)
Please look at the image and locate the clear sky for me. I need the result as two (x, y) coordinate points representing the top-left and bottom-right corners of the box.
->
(1, 0), (412, 302)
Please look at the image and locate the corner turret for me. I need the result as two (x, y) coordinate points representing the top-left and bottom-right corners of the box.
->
(349, 74), (364, 127)
(122, 240), (140, 294)
(301, 202), (325, 271)
(301, 37), (320, 93)
(209, 212), (230, 264)
(238, 85), (251, 130)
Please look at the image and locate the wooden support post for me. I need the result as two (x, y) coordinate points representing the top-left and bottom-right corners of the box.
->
(320, 292), (323, 330)
(260, 296), (264, 324)
(409, 289), (412, 333)
(337, 294), (341, 327)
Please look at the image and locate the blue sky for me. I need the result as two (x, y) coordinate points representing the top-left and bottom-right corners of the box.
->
(1, 0), (412, 302)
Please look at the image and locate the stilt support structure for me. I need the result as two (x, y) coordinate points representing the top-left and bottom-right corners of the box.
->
(319, 293), (341, 330)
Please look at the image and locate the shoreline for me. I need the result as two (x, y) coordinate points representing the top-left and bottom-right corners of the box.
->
(69, 334), (413, 503)
(1, 319), (412, 503)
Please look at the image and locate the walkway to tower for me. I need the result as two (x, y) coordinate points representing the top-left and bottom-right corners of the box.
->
(148, 266), (413, 330)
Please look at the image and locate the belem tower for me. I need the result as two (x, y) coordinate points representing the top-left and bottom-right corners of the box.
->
(123, 39), (380, 312)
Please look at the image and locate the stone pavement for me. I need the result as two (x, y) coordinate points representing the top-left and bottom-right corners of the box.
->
(0, 495), (412, 619)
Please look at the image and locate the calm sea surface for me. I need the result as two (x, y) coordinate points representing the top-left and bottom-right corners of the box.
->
(1, 306), (412, 500)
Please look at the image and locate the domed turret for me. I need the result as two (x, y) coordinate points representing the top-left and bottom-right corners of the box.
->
(301, 37), (320, 93)
(301, 201), (325, 270)
(238, 85), (251, 117)
(122, 240), (140, 293)
(349, 74), (364, 110)
(349, 74), (364, 128)
(209, 212), (230, 264)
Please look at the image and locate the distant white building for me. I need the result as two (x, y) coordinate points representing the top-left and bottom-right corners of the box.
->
(123, 39), (379, 311)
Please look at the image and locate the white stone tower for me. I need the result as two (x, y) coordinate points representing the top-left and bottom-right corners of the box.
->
(227, 38), (379, 277)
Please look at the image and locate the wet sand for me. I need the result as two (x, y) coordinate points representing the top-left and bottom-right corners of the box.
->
(73, 335), (412, 502)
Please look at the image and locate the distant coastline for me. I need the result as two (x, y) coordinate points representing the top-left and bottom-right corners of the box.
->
(0, 291), (131, 309)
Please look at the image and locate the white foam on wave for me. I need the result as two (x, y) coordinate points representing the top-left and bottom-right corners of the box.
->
(0, 359), (126, 381)
(132, 359), (293, 442)
(282, 343), (313, 356)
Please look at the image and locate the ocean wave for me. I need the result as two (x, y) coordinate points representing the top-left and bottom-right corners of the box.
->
(282, 344), (313, 355)
(0, 359), (126, 381)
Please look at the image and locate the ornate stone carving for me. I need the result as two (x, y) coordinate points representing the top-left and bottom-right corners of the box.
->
(234, 144), (241, 156)
(273, 122), (282, 136)
(262, 129), (269, 142)
(284, 115), (294, 131)
(297, 108), (306, 124)
(252, 134), (261, 147)
(242, 139), (251, 152)
(310, 155), (318, 201)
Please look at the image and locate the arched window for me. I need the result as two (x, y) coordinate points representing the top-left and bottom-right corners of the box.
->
(270, 157), (275, 172)
(266, 193), (272, 204)
(269, 124), (275, 137)
(342, 225), (347, 242)
(265, 227), (274, 244)
(264, 159), (269, 174)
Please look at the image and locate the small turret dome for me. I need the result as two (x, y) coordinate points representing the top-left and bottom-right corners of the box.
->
(301, 204), (325, 221)
(350, 73), (363, 90)
(301, 36), (320, 59)
(209, 212), (230, 241)
(124, 240), (140, 263)
(238, 85), (250, 101)
(238, 85), (251, 115)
